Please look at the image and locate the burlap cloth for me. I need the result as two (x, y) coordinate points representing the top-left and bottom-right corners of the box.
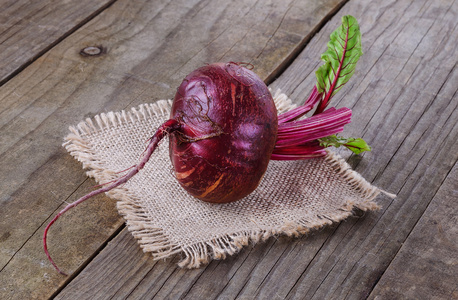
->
(64, 89), (388, 268)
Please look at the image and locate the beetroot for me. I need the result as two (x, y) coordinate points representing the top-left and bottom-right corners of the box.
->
(44, 14), (371, 275)
(43, 62), (356, 274)
(169, 63), (278, 203)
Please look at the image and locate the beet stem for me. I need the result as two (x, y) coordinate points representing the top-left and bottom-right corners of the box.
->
(272, 105), (352, 160)
(277, 86), (320, 123)
(43, 119), (181, 275)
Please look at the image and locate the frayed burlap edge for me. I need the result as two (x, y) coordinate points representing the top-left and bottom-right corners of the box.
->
(63, 89), (394, 269)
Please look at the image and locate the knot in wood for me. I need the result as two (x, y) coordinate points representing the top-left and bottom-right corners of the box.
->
(80, 46), (105, 57)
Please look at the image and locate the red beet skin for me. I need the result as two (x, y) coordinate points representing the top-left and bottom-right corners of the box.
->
(169, 63), (278, 203)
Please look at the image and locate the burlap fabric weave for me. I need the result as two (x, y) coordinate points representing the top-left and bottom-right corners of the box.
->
(64, 90), (384, 268)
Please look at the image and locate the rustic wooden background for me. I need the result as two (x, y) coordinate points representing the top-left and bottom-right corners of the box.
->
(1, 0), (456, 299)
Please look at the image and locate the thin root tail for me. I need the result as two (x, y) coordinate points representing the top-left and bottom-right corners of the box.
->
(43, 119), (181, 274)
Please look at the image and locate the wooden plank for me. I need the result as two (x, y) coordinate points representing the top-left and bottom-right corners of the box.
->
(267, 0), (458, 299)
(369, 163), (458, 299)
(54, 0), (458, 299)
(264, 1), (457, 299)
(0, 0), (346, 299)
(0, 0), (116, 85)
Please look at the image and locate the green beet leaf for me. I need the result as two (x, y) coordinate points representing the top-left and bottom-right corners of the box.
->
(315, 15), (363, 113)
(319, 135), (371, 154)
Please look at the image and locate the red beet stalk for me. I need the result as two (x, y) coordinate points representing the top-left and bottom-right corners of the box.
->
(271, 87), (352, 160)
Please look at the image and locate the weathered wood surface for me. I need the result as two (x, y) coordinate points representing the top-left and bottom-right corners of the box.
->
(0, 0), (349, 299)
(1, 0), (456, 299)
(0, 0), (116, 85)
(55, 0), (458, 299)
(371, 163), (458, 299)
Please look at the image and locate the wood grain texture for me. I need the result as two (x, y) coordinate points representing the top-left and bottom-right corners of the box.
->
(369, 163), (458, 299)
(0, 0), (116, 85)
(268, 0), (458, 299)
(0, 0), (346, 299)
(55, 0), (458, 299)
(270, 0), (458, 299)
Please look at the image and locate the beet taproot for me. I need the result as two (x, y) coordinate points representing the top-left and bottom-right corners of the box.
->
(169, 62), (278, 203)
